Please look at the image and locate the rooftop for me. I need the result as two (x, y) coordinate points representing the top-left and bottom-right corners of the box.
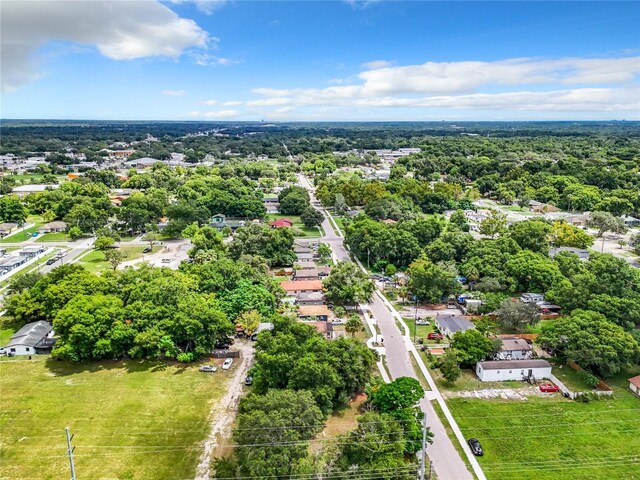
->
(298, 305), (331, 317)
(499, 337), (533, 352)
(478, 359), (551, 370)
(4, 321), (52, 348)
(281, 280), (323, 292)
(629, 375), (640, 388)
(436, 316), (475, 333)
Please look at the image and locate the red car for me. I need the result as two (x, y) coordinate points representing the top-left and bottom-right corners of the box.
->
(539, 383), (560, 393)
(427, 333), (444, 340)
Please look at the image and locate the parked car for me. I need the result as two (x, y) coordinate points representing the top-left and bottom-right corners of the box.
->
(143, 247), (152, 253)
(331, 319), (346, 325)
(222, 358), (233, 370)
(539, 383), (560, 393)
(199, 365), (217, 373)
(427, 332), (444, 340)
(415, 318), (430, 325)
(468, 438), (483, 456)
(214, 338), (234, 349)
(245, 375), (253, 386)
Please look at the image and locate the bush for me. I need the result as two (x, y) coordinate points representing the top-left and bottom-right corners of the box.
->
(69, 226), (83, 240)
(577, 370), (599, 389)
(176, 352), (195, 363)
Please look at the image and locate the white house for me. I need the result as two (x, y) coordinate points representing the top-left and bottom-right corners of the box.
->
(520, 293), (544, 303)
(494, 337), (533, 360)
(2, 321), (55, 356)
(435, 316), (475, 338)
(476, 359), (552, 382)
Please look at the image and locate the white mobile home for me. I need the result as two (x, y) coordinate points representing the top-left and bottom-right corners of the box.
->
(476, 359), (552, 382)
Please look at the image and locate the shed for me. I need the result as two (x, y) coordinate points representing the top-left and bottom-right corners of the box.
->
(629, 375), (640, 397)
(476, 359), (552, 382)
(435, 316), (475, 338)
(298, 305), (331, 321)
(2, 321), (54, 356)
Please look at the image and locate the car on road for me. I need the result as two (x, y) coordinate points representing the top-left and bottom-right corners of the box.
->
(331, 319), (346, 325)
(222, 358), (233, 370)
(245, 375), (253, 386)
(161, 258), (171, 264)
(143, 247), (152, 253)
(539, 383), (560, 393)
(46, 258), (57, 265)
(199, 365), (217, 373)
(427, 332), (444, 340)
(415, 318), (430, 325)
(468, 438), (483, 456)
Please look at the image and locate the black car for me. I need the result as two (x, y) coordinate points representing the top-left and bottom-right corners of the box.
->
(467, 438), (483, 456)
(46, 258), (57, 265)
(143, 247), (152, 253)
(244, 375), (253, 386)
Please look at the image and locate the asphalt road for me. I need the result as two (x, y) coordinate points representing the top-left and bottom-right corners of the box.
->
(298, 174), (476, 480)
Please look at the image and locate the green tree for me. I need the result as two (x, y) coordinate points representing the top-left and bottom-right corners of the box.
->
(407, 256), (460, 303)
(0, 195), (28, 225)
(496, 298), (540, 333)
(300, 207), (324, 228)
(93, 236), (115, 250)
(587, 211), (627, 238)
(237, 309), (262, 336)
(451, 329), (499, 366)
(538, 310), (639, 377)
(323, 261), (374, 306)
(345, 313), (364, 338)
(316, 243), (332, 264)
(104, 248), (126, 271)
(508, 219), (551, 254)
(549, 221), (594, 248)
(479, 209), (507, 239)
(440, 349), (461, 384)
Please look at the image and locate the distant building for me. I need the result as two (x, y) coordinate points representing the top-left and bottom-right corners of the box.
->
(209, 214), (246, 231)
(298, 305), (331, 321)
(38, 221), (67, 234)
(281, 280), (323, 295)
(529, 201), (560, 213)
(549, 247), (590, 261)
(0, 222), (19, 236)
(296, 291), (326, 306)
(124, 157), (162, 168)
(12, 184), (60, 197)
(19, 246), (45, 258)
(293, 268), (320, 281)
(0, 256), (28, 272)
(628, 375), (640, 397)
(476, 359), (552, 382)
(622, 215), (640, 228)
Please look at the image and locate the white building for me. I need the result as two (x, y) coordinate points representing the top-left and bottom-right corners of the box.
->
(12, 184), (60, 197)
(2, 321), (55, 356)
(476, 359), (552, 382)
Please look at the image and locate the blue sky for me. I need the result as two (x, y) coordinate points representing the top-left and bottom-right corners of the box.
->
(1, 0), (639, 120)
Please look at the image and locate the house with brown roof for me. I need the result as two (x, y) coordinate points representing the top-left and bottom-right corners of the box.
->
(494, 337), (532, 360)
(629, 375), (640, 397)
(298, 305), (331, 321)
(281, 280), (323, 294)
(296, 291), (326, 305)
(293, 268), (320, 281)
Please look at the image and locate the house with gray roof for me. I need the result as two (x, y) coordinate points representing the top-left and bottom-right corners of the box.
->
(435, 315), (475, 338)
(2, 321), (55, 356)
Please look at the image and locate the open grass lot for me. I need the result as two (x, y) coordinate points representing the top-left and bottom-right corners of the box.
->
(0, 356), (229, 480)
(447, 366), (640, 480)
(266, 214), (322, 238)
(77, 245), (161, 274)
(35, 232), (70, 242)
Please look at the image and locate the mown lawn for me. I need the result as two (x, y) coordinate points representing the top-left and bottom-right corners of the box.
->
(35, 232), (70, 242)
(447, 366), (640, 480)
(0, 356), (229, 480)
(77, 246), (162, 274)
(266, 214), (322, 238)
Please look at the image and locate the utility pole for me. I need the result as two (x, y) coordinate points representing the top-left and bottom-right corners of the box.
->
(419, 412), (427, 480)
(65, 427), (77, 480)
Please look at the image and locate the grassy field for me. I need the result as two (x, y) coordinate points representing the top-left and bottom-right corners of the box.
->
(0, 356), (229, 480)
(447, 366), (640, 480)
(36, 232), (70, 242)
(266, 214), (322, 238)
(77, 246), (161, 274)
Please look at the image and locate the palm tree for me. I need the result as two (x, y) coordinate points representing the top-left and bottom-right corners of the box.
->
(345, 314), (364, 338)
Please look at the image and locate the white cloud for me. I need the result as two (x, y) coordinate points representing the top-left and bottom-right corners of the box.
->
(362, 60), (394, 70)
(223, 101), (243, 106)
(163, 90), (187, 96)
(203, 100), (219, 105)
(1, 0), (209, 92)
(169, 0), (227, 15)
(189, 52), (240, 66)
(205, 110), (240, 118)
(343, 0), (381, 10)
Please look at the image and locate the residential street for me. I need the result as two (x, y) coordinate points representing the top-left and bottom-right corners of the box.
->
(298, 174), (482, 480)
